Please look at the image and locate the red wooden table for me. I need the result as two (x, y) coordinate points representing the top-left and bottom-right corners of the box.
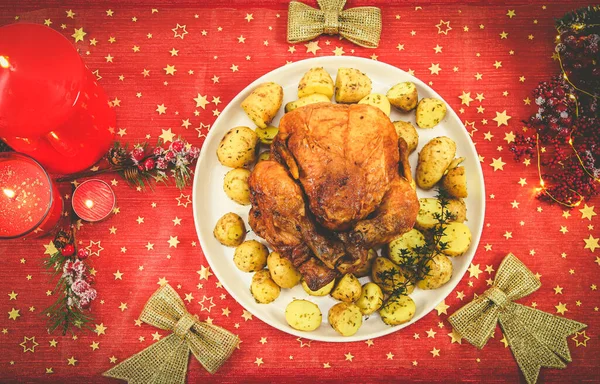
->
(0, 1), (597, 382)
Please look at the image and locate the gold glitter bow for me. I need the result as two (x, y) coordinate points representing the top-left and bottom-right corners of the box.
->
(287, 0), (381, 48)
(103, 285), (239, 383)
(449, 254), (586, 384)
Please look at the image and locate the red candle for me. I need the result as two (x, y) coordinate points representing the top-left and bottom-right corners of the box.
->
(72, 179), (115, 222)
(0, 152), (63, 239)
(0, 23), (115, 174)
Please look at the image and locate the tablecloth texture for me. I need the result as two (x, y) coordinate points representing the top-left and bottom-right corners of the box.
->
(0, 1), (598, 382)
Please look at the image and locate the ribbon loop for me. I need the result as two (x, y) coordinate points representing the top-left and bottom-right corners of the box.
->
(323, 10), (339, 34)
(483, 286), (509, 309)
(173, 313), (196, 339)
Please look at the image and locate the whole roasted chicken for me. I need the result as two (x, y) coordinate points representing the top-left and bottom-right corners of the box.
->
(249, 103), (419, 290)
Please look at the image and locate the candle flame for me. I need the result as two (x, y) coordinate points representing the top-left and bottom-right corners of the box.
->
(3, 188), (15, 198)
(0, 56), (8, 69)
(85, 199), (94, 208)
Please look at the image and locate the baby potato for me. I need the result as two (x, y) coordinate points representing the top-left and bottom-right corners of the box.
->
(393, 121), (419, 153)
(298, 67), (335, 99)
(256, 126), (279, 145)
(416, 98), (447, 128)
(417, 254), (453, 290)
(217, 126), (259, 168)
(251, 270), (280, 304)
(415, 198), (442, 231)
(223, 168), (251, 205)
(267, 252), (301, 288)
(302, 279), (335, 296)
(328, 302), (363, 337)
(354, 249), (377, 278)
(213, 213), (246, 247)
(331, 273), (362, 303)
(447, 198), (467, 223)
(233, 240), (268, 272)
(358, 93), (391, 116)
(355, 282), (384, 315)
(335, 68), (372, 103)
(379, 295), (416, 325)
(285, 93), (331, 113)
(371, 257), (414, 295)
(439, 222), (472, 257)
(257, 151), (271, 162)
(416, 136), (457, 189)
(285, 299), (322, 331)
(388, 229), (426, 266)
(241, 82), (283, 128)
(442, 166), (468, 198)
(386, 82), (418, 112)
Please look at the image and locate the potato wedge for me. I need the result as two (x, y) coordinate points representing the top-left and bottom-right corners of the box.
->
(335, 68), (372, 103)
(328, 302), (362, 336)
(371, 257), (414, 295)
(223, 168), (251, 205)
(358, 93), (391, 116)
(331, 273), (361, 303)
(393, 121), (419, 153)
(442, 166), (468, 198)
(267, 252), (301, 288)
(241, 82), (283, 128)
(354, 249), (377, 278)
(355, 282), (384, 315)
(439, 222), (472, 256)
(213, 212), (246, 247)
(251, 270), (280, 304)
(302, 279), (335, 296)
(416, 136), (457, 189)
(380, 295), (416, 325)
(388, 228), (426, 266)
(386, 82), (418, 112)
(256, 125), (279, 145)
(217, 126), (259, 168)
(285, 94), (330, 113)
(233, 240), (268, 272)
(298, 67), (334, 99)
(416, 98), (447, 128)
(285, 299), (322, 331)
(416, 254), (453, 290)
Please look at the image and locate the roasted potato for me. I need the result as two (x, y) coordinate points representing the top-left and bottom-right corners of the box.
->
(380, 295), (416, 325)
(298, 67), (335, 99)
(217, 126), (259, 168)
(416, 98), (447, 128)
(302, 279), (335, 296)
(448, 198), (467, 222)
(358, 93), (391, 116)
(233, 240), (268, 272)
(388, 229), (426, 266)
(267, 251), (301, 288)
(251, 270), (280, 304)
(256, 126), (279, 145)
(213, 213), (246, 247)
(416, 136), (457, 189)
(371, 257), (414, 295)
(355, 282), (384, 315)
(241, 82), (283, 128)
(335, 68), (372, 103)
(285, 299), (322, 331)
(328, 302), (363, 336)
(331, 274), (361, 303)
(415, 198), (442, 231)
(442, 166), (468, 198)
(386, 82), (418, 112)
(439, 222), (472, 257)
(257, 151), (271, 162)
(354, 249), (377, 278)
(285, 93), (330, 113)
(416, 254), (453, 290)
(393, 121), (419, 153)
(223, 168), (251, 205)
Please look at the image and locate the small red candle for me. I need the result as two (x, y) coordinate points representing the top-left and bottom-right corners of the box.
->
(72, 179), (116, 222)
(0, 152), (63, 239)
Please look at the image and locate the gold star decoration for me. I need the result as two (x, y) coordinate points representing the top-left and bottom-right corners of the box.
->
(459, 91), (473, 106)
(468, 263), (483, 279)
(86, 240), (104, 257)
(305, 41), (321, 55)
(163, 64), (177, 75)
(159, 128), (175, 143)
(430, 347), (441, 357)
(8, 291), (17, 300)
(194, 94), (209, 109)
(428, 63), (441, 75)
(90, 341), (100, 351)
(66, 9), (75, 18)
(448, 329), (462, 344)
(95, 323), (107, 336)
(113, 270), (123, 280)
(197, 265), (213, 280)
(579, 205), (596, 220)
(67, 356), (77, 366)
(490, 157), (506, 171)
(555, 302), (568, 315)
(167, 236), (180, 248)
(8, 308), (20, 320)
(584, 235), (599, 253)
(492, 110), (511, 126)
(435, 300), (450, 315)
(44, 241), (58, 256)
(435, 20), (452, 35)
(20, 336), (39, 352)
(71, 27), (86, 43)
(172, 24), (188, 39)
(242, 310), (253, 321)
(571, 330), (590, 347)
(156, 104), (167, 115)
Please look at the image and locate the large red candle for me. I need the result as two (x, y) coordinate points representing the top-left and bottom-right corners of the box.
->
(0, 23), (115, 174)
(0, 152), (63, 239)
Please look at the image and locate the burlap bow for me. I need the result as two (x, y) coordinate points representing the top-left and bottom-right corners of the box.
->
(103, 285), (239, 383)
(449, 254), (586, 384)
(287, 0), (381, 48)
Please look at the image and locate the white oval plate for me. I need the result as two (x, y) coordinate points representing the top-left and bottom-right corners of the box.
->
(193, 56), (485, 342)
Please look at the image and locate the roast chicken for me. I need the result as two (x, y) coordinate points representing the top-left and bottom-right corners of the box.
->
(249, 103), (419, 290)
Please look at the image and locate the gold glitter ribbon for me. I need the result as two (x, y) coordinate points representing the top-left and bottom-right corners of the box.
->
(449, 254), (587, 384)
(103, 285), (239, 383)
(287, 0), (381, 48)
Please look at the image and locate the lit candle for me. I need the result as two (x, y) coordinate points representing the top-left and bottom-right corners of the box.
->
(72, 179), (115, 222)
(0, 152), (63, 239)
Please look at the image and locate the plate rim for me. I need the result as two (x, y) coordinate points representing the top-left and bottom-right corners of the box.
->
(192, 56), (486, 342)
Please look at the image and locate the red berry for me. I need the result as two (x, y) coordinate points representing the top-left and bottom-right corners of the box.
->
(77, 249), (89, 260)
(144, 158), (155, 171)
(61, 244), (75, 257)
(170, 140), (185, 152)
(131, 147), (145, 162)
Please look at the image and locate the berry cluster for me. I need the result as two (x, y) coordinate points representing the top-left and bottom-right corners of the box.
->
(556, 29), (600, 92)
